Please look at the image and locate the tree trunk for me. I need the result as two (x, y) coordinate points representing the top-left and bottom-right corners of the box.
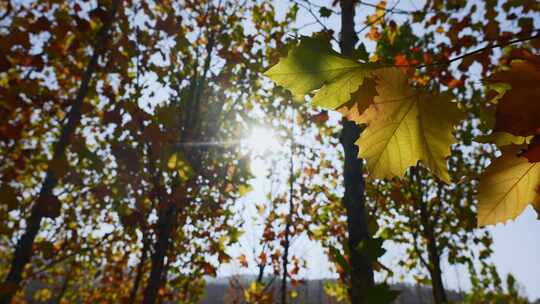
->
(142, 19), (218, 302)
(411, 166), (447, 304)
(418, 200), (447, 304)
(128, 235), (149, 304)
(256, 257), (266, 283)
(281, 131), (295, 304)
(0, 2), (120, 303)
(339, 1), (374, 303)
(141, 209), (175, 304)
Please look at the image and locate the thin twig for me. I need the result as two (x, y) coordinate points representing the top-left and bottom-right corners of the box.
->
(294, 0), (340, 14)
(356, 0), (402, 35)
(24, 233), (113, 280)
(415, 31), (540, 69)
(290, 0), (340, 44)
(357, 0), (418, 15)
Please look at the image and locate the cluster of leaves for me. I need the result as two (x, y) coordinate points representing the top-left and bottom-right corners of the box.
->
(476, 52), (540, 226)
(266, 36), (462, 200)
(265, 3), (540, 300)
(265, 27), (540, 227)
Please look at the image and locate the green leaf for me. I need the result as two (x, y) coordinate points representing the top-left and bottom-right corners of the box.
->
(352, 43), (370, 61)
(366, 283), (400, 304)
(477, 146), (540, 226)
(264, 37), (375, 109)
(319, 7), (332, 18)
(329, 246), (350, 275)
(356, 237), (386, 261)
(355, 68), (464, 183)
(367, 216), (380, 235)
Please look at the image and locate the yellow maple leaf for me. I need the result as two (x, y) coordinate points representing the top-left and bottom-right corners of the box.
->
(354, 68), (464, 183)
(477, 146), (540, 226)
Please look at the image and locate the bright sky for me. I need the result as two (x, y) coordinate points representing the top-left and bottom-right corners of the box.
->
(217, 0), (540, 301)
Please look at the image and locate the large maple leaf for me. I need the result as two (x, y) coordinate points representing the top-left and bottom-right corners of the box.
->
(488, 58), (540, 136)
(264, 37), (375, 109)
(354, 68), (464, 183)
(477, 146), (540, 226)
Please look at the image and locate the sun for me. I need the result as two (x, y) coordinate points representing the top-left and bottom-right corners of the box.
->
(244, 126), (280, 155)
(242, 126), (281, 176)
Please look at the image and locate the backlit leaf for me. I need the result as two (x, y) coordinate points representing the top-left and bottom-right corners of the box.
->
(264, 37), (375, 109)
(474, 132), (532, 147)
(477, 146), (540, 226)
(355, 68), (463, 183)
(488, 58), (540, 136)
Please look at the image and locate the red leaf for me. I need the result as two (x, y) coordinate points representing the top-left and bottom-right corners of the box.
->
(311, 111), (329, 124)
(523, 136), (540, 163)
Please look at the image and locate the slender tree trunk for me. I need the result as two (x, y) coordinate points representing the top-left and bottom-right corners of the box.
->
(142, 17), (218, 302)
(281, 130), (295, 304)
(256, 260), (266, 283)
(418, 200), (447, 303)
(141, 209), (176, 304)
(141, 177), (176, 304)
(128, 235), (149, 304)
(0, 2), (120, 303)
(411, 166), (447, 304)
(339, 0), (374, 303)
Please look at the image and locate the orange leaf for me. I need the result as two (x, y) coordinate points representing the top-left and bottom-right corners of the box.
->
(447, 78), (463, 89)
(394, 54), (408, 66)
(238, 254), (249, 268)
